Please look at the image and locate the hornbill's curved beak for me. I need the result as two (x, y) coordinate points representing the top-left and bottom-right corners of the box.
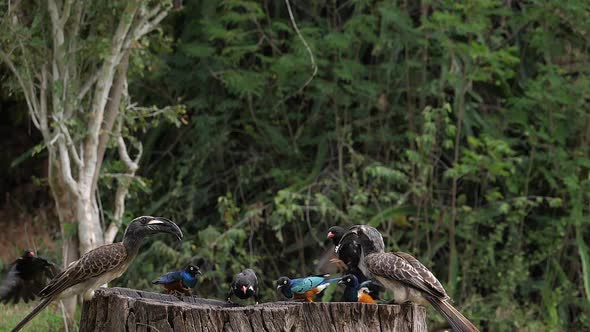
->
(146, 217), (183, 241)
(335, 225), (359, 254)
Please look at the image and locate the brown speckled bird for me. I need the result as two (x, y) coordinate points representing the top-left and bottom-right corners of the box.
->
(337, 225), (479, 332)
(11, 216), (183, 332)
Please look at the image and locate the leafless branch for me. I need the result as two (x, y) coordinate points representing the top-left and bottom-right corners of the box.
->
(78, 71), (99, 100)
(57, 121), (82, 168)
(134, 5), (169, 39)
(104, 116), (141, 244)
(82, 0), (141, 185)
(56, 135), (80, 196)
(0, 49), (42, 130)
(273, 0), (317, 108)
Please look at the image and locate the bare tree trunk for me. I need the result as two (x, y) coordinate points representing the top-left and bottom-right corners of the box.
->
(49, 160), (80, 325)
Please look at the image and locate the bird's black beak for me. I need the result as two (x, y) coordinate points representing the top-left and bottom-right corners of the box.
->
(147, 217), (183, 240)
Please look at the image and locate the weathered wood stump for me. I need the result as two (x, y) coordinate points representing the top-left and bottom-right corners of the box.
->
(80, 287), (427, 332)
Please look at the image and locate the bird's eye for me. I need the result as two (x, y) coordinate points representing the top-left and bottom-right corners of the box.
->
(347, 278), (350, 282)
(283, 280), (287, 284)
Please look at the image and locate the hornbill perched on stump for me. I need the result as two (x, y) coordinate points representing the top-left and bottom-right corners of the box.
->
(337, 225), (479, 332)
(0, 250), (60, 304)
(10, 216), (183, 332)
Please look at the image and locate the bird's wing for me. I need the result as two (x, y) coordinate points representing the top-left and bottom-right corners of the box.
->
(291, 276), (326, 293)
(366, 252), (447, 300)
(153, 271), (182, 284)
(0, 262), (27, 303)
(394, 252), (449, 299)
(39, 243), (127, 298)
(37, 257), (61, 279)
(0, 256), (61, 304)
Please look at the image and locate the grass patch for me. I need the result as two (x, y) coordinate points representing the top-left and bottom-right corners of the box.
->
(0, 302), (65, 331)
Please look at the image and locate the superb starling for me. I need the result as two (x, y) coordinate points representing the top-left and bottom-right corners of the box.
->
(0, 250), (60, 304)
(227, 268), (260, 304)
(338, 225), (479, 332)
(337, 274), (360, 302)
(153, 264), (201, 295)
(276, 274), (340, 302)
(11, 216), (183, 332)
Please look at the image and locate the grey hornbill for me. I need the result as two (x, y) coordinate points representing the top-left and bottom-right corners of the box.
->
(0, 250), (60, 304)
(337, 225), (479, 332)
(11, 216), (183, 332)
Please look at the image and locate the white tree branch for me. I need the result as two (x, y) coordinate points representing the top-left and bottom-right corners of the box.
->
(78, 71), (99, 100)
(134, 5), (169, 39)
(81, 0), (141, 189)
(57, 121), (82, 167)
(0, 49), (41, 130)
(104, 117), (141, 244)
(56, 135), (80, 196)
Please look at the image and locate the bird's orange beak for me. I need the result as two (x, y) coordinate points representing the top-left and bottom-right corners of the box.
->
(327, 232), (335, 239)
(241, 285), (248, 294)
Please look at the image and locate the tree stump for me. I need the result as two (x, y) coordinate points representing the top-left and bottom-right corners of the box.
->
(80, 287), (427, 332)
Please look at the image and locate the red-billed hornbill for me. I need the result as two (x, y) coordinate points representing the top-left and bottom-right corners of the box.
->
(11, 216), (183, 332)
(337, 225), (479, 332)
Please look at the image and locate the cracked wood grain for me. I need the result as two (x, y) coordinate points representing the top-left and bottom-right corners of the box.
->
(80, 287), (426, 332)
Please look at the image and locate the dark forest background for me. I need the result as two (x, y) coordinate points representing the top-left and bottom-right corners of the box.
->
(1, 1), (590, 331)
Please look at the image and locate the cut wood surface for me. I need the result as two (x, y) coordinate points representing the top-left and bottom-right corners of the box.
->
(80, 287), (427, 332)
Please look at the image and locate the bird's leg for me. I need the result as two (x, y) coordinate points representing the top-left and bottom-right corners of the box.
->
(226, 290), (234, 303)
(171, 290), (185, 299)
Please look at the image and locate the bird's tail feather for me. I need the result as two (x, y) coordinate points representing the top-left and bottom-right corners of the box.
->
(11, 296), (55, 332)
(427, 297), (479, 332)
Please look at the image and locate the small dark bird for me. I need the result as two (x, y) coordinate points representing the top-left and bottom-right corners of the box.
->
(338, 274), (360, 302)
(0, 250), (60, 304)
(152, 264), (201, 295)
(337, 225), (479, 332)
(327, 226), (364, 280)
(337, 274), (377, 304)
(277, 274), (340, 302)
(227, 268), (259, 304)
(11, 216), (183, 332)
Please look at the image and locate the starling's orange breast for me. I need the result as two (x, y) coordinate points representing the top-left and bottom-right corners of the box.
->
(293, 288), (320, 302)
(161, 279), (188, 293)
(358, 293), (376, 304)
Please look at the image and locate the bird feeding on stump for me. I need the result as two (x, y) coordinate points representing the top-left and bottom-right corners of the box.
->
(227, 268), (260, 304)
(152, 264), (201, 296)
(276, 274), (340, 303)
(10, 216), (183, 332)
(337, 225), (479, 332)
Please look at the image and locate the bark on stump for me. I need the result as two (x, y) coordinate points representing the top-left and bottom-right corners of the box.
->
(80, 287), (427, 332)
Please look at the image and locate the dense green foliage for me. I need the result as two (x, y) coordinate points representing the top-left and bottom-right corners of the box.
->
(116, 1), (590, 330)
(2, 0), (590, 331)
